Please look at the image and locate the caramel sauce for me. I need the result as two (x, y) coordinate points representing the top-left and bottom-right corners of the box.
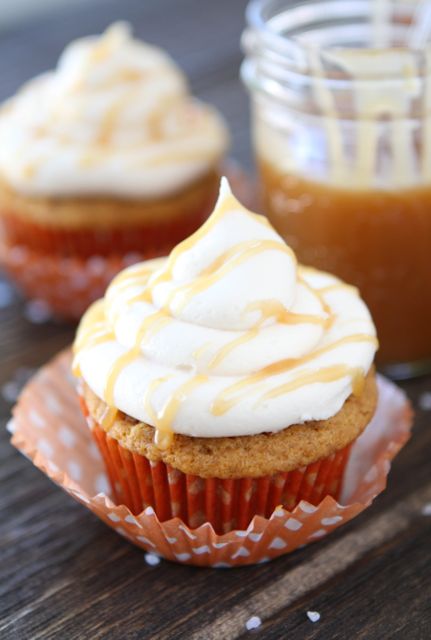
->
(211, 333), (376, 416)
(258, 365), (363, 404)
(152, 375), (208, 450)
(165, 239), (294, 314)
(100, 405), (118, 430)
(75, 186), (375, 448)
(104, 350), (139, 406)
(245, 299), (325, 326)
(133, 311), (172, 349)
(208, 329), (259, 370)
(97, 95), (131, 146)
(22, 164), (36, 179)
(192, 342), (211, 360)
(259, 160), (431, 363)
(143, 377), (170, 425)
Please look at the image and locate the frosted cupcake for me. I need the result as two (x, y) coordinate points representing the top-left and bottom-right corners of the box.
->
(73, 178), (378, 533)
(0, 23), (229, 317)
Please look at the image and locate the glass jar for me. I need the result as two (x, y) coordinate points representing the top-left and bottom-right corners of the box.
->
(241, 0), (431, 378)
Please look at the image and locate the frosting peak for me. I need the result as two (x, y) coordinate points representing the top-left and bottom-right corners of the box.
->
(74, 179), (377, 443)
(145, 177), (305, 331)
(0, 22), (229, 198)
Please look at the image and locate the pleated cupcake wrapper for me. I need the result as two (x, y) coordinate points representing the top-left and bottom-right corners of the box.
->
(0, 161), (252, 320)
(0, 204), (210, 258)
(0, 207), (206, 320)
(89, 422), (351, 534)
(0, 242), (147, 319)
(10, 349), (413, 567)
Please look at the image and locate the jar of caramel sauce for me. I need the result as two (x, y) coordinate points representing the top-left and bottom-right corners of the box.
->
(242, 0), (431, 376)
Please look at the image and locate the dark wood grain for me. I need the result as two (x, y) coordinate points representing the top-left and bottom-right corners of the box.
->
(0, 1), (430, 639)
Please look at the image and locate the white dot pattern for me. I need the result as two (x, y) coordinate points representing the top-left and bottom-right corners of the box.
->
(9, 350), (412, 567)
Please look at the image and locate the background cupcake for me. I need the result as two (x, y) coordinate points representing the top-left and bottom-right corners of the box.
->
(73, 178), (378, 534)
(0, 22), (230, 318)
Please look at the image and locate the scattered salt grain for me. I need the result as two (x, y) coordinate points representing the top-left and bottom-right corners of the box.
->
(245, 616), (261, 631)
(24, 299), (52, 324)
(421, 503), (431, 516)
(307, 611), (321, 623)
(418, 392), (431, 411)
(145, 553), (161, 567)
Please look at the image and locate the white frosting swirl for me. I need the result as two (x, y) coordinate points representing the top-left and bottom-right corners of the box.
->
(0, 22), (229, 198)
(74, 178), (377, 440)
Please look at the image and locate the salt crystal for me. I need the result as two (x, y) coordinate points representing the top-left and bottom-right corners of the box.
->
(145, 553), (161, 567)
(245, 616), (261, 631)
(418, 392), (431, 411)
(307, 611), (321, 623)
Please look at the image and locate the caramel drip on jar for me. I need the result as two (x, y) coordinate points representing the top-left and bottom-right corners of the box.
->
(152, 375), (208, 450)
(211, 333), (377, 416)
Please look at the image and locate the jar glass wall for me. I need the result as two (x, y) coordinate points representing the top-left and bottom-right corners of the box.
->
(241, 0), (431, 377)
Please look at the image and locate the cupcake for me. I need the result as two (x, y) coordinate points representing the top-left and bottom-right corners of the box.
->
(0, 22), (229, 317)
(73, 177), (378, 534)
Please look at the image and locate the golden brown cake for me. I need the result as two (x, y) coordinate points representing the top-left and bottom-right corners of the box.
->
(0, 23), (229, 315)
(73, 178), (379, 532)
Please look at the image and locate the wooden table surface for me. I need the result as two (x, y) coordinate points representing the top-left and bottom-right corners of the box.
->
(0, 1), (430, 638)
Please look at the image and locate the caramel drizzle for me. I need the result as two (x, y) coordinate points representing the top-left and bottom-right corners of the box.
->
(75, 186), (376, 448)
(22, 163), (37, 179)
(98, 95), (131, 146)
(317, 283), (359, 296)
(211, 333), (377, 416)
(208, 329), (259, 370)
(100, 405), (118, 430)
(164, 240), (295, 314)
(103, 310), (171, 406)
(246, 299), (326, 326)
(104, 350), (139, 406)
(258, 365), (365, 405)
(143, 377), (171, 425)
(151, 375), (208, 450)
(207, 299), (327, 371)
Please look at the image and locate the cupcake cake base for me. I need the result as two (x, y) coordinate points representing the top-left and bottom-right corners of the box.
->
(79, 370), (377, 534)
(10, 350), (413, 567)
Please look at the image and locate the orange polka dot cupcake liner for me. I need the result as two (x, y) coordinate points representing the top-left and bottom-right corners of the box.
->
(0, 161), (252, 320)
(86, 416), (351, 534)
(0, 212), (210, 320)
(10, 350), (413, 567)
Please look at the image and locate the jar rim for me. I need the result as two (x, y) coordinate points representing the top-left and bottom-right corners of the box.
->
(245, 0), (431, 57)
